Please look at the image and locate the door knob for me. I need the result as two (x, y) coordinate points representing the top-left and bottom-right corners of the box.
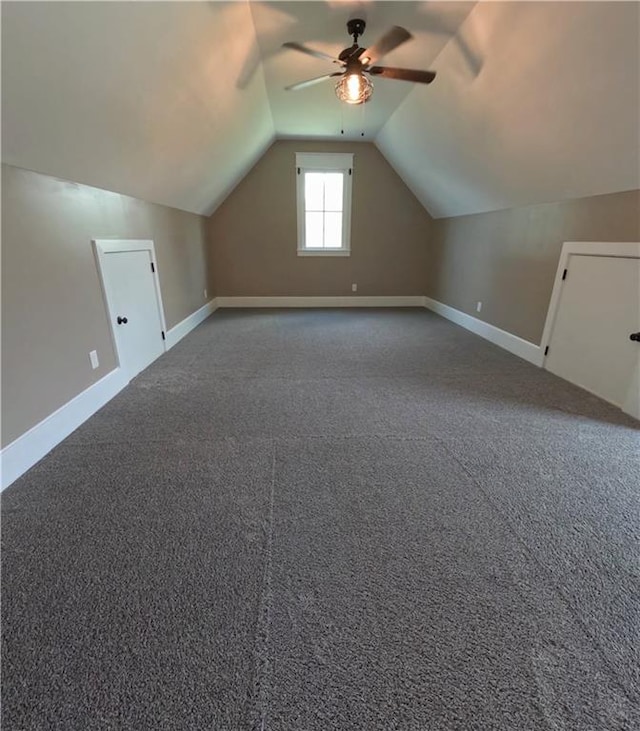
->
(117, 316), (128, 325)
(630, 332), (640, 342)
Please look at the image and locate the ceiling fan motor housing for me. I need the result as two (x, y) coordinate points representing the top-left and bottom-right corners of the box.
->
(338, 45), (365, 63)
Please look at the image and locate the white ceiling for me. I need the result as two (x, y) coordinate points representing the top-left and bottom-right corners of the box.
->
(376, 0), (640, 217)
(2, 1), (639, 218)
(1, 1), (275, 216)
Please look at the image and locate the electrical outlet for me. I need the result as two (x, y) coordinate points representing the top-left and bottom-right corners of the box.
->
(352, 283), (358, 293)
(476, 301), (482, 313)
(204, 288), (208, 299)
(89, 350), (99, 369)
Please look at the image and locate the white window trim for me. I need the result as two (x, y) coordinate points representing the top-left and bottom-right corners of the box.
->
(296, 152), (353, 256)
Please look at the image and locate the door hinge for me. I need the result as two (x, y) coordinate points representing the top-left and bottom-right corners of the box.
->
(562, 268), (567, 280)
(349, 168), (352, 175)
(297, 167), (300, 175)
(151, 262), (155, 273)
(544, 346), (549, 356)
(161, 331), (165, 340)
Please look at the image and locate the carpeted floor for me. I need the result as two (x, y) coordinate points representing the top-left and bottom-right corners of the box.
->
(2, 308), (639, 730)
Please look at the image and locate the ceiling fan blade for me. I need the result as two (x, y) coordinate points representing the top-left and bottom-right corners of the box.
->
(285, 72), (343, 92)
(360, 26), (412, 66)
(282, 42), (344, 66)
(368, 66), (436, 84)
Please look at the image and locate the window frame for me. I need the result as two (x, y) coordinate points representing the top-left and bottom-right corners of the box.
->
(295, 152), (354, 257)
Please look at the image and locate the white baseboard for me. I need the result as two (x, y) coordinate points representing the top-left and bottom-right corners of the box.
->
(0, 295), (540, 491)
(215, 296), (542, 365)
(215, 296), (424, 308)
(1, 299), (219, 491)
(1, 368), (129, 491)
(423, 296), (544, 366)
(165, 299), (217, 349)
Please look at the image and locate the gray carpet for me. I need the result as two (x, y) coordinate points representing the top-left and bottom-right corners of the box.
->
(2, 308), (639, 729)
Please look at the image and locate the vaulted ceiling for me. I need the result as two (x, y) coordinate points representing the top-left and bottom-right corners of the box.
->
(2, 1), (274, 216)
(2, 1), (639, 218)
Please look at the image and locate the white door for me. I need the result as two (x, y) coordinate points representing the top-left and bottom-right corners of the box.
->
(545, 254), (640, 418)
(99, 248), (166, 379)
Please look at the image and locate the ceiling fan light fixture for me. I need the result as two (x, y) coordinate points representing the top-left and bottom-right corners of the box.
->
(335, 71), (373, 105)
(285, 21), (435, 102)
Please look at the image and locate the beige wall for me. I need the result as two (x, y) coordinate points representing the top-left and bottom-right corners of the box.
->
(428, 190), (640, 344)
(207, 140), (434, 296)
(4, 151), (636, 448)
(1, 164), (212, 447)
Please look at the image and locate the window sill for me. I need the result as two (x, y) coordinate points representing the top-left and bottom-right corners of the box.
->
(297, 249), (350, 257)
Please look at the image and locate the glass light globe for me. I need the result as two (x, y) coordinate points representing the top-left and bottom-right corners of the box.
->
(335, 72), (373, 105)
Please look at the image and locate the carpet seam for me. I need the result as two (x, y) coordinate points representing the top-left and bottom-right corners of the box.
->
(433, 433), (640, 706)
(250, 440), (276, 731)
(58, 435), (461, 450)
(5, 308), (637, 727)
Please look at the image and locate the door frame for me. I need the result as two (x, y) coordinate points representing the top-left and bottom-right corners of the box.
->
(92, 239), (168, 375)
(540, 240), (640, 418)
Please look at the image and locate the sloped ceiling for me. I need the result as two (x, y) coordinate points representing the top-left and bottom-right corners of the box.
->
(376, 0), (640, 217)
(1, 1), (275, 216)
(2, 2), (639, 219)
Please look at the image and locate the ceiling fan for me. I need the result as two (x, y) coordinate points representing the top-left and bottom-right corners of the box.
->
(283, 18), (436, 105)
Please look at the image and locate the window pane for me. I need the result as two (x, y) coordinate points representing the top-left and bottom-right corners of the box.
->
(305, 173), (325, 211)
(323, 212), (342, 248)
(305, 211), (324, 248)
(323, 173), (344, 211)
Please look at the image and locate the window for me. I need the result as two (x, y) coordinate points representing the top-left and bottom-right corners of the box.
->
(296, 153), (353, 256)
